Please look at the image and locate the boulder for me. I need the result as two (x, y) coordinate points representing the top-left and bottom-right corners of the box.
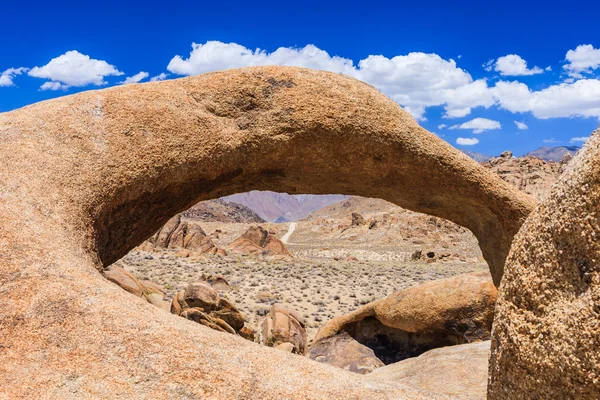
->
(171, 282), (246, 337)
(369, 341), (490, 399)
(315, 273), (497, 364)
(259, 304), (307, 355)
(145, 215), (224, 255)
(103, 266), (168, 309)
(229, 226), (291, 256)
(308, 332), (385, 374)
(103, 266), (144, 297)
(488, 130), (600, 398)
(351, 212), (366, 227)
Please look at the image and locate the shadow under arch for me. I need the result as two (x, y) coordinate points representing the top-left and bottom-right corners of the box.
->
(0, 66), (538, 398)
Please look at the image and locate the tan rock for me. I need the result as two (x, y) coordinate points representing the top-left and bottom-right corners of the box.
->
(275, 342), (295, 353)
(259, 304), (307, 355)
(315, 273), (497, 364)
(370, 341), (490, 399)
(183, 282), (220, 312)
(488, 130), (600, 399)
(229, 226), (291, 256)
(308, 332), (385, 374)
(103, 266), (145, 297)
(0, 66), (536, 398)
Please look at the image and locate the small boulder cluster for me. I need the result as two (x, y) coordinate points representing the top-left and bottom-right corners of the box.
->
(170, 280), (254, 339)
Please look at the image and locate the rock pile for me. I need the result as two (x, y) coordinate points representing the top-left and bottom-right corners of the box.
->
(171, 282), (246, 336)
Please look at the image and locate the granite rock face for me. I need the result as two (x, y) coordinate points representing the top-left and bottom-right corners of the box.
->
(488, 130), (600, 399)
(0, 66), (536, 398)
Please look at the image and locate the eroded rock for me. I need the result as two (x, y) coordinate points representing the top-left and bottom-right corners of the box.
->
(315, 273), (497, 364)
(259, 304), (307, 355)
(229, 226), (291, 256)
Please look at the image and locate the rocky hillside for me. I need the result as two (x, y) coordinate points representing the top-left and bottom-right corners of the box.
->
(482, 151), (569, 201)
(181, 199), (264, 223)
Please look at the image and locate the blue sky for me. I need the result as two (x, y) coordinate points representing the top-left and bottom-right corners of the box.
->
(2, 0), (599, 156)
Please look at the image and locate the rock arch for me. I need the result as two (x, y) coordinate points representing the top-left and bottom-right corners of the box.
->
(0, 67), (535, 398)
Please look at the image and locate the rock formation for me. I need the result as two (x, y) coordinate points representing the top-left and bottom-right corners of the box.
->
(258, 304), (307, 355)
(369, 341), (490, 399)
(314, 273), (497, 365)
(103, 265), (169, 309)
(182, 198), (265, 223)
(143, 214), (225, 255)
(308, 331), (385, 374)
(171, 282), (246, 336)
(229, 225), (291, 256)
(0, 66), (537, 398)
(488, 130), (600, 398)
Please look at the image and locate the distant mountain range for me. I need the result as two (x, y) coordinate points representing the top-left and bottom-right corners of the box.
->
(461, 150), (491, 162)
(461, 146), (580, 163)
(222, 191), (347, 222)
(523, 146), (580, 162)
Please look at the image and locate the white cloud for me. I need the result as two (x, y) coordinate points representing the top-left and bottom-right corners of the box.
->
(514, 121), (528, 130)
(449, 118), (501, 133)
(0, 67), (28, 87)
(456, 137), (479, 146)
(166, 41), (494, 120)
(543, 138), (560, 144)
(40, 81), (69, 91)
(150, 73), (168, 82)
(438, 124), (447, 129)
(570, 136), (589, 143)
(564, 45), (600, 78)
(483, 59), (494, 72)
(492, 79), (600, 119)
(28, 50), (123, 90)
(491, 54), (544, 76)
(121, 71), (149, 84)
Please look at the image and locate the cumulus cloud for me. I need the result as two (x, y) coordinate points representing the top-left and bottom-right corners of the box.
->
(150, 73), (168, 82)
(28, 50), (123, 90)
(491, 79), (600, 119)
(166, 41), (494, 120)
(564, 44), (600, 78)
(449, 118), (501, 133)
(456, 137), (479, 146)
(514, 121), (528, 130)
(570, 136), (589, 143)
(438, 124), (447, 129)
(487, 54), (544, 76)
(121, 71), (149, 84)
(0, 67), (28, 87)
(40, 81), (69, 91)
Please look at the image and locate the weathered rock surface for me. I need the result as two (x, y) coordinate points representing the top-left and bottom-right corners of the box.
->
(370, 341), (490, 399)
(259, 304), (307, 354)
(308, 331), (385, 374)
(488, 130), (600, 399)
(315, 273), (497, 364)
(182, 198), (265, 223)
(143, 214), (225, 255)
(482, 151), (566, 201)
(171, 281), (246, 335)
(103, 265), (168, 309)
(0, 66), (536, 398)
(229, 225), (291, 256)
